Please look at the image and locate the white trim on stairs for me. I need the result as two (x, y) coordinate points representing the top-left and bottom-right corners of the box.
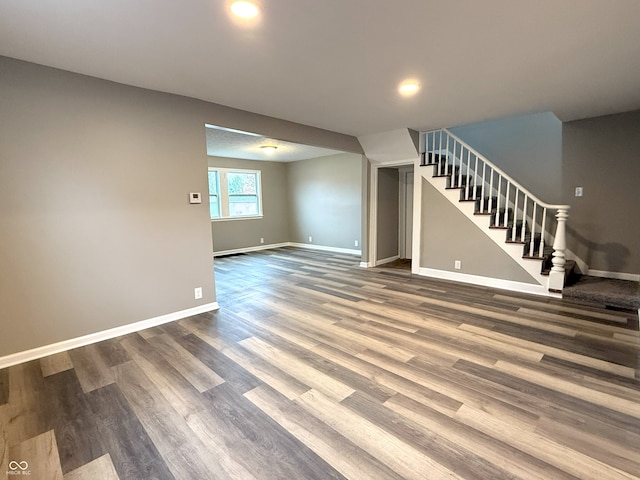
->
(0, 302), (220, 369)
(587, 270), (640, 282)
(418, 267), (557, 297)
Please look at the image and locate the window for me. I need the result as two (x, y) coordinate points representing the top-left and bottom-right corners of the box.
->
(208, 170), (220, 218)
(207, 167), (262, 220)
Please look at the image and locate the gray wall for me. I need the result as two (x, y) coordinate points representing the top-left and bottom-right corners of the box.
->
(563, 110), (640, 274)
(376, 168), (400, 261)
(288, 153), (362, 250)
(420, 180), (538, 284)
(208, 157), (290, 253)
(449, 112), (563, 203)
(0, 56), (361, 358)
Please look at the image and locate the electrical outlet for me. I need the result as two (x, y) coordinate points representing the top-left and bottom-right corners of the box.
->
(354, 240), (359, 247)
(454, 260), (461, 270)
(194, 287), (202, 299)
(260, 237), (264, 244)
(575, 186), (583, 197)
(308, 236), (313, 242)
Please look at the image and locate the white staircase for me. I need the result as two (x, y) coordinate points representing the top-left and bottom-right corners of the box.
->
(420, 129), (571, 294)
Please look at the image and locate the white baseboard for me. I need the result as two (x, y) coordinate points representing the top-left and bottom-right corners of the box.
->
(213, 242), (289, 257)
(359, 261), (372, 268)
(214, 242), (362, 257)
(418, 268), (551, 297)
(562, 251), (639, 282)
(0, 302), (220, 369)
(587, 269), (640, 282)
(375, 255), (400, 266)
(289, 243), (362, 256)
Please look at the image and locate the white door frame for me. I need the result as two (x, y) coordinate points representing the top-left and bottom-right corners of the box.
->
(398, 166), (414, 259)
(367, 158), (419, 268)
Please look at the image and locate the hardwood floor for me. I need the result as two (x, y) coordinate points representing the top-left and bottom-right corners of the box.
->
(1, 247), (639, 479)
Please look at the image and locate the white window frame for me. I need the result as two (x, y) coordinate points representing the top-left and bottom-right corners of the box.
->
(208, 167), (263, 221)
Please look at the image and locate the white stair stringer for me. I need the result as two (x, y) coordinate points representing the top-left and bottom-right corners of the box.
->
(422, 169), (549, 291)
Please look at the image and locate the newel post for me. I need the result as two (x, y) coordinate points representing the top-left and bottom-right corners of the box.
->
(548, 206), (570, 293)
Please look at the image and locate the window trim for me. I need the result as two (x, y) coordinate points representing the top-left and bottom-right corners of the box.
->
(208, 169), (221, 219)
(208, 167), (263, 221)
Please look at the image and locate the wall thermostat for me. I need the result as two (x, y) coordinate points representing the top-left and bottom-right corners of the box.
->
(189, 192), (202, 204)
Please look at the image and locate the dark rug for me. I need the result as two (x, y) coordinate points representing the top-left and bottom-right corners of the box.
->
(563, 276), (640, 310)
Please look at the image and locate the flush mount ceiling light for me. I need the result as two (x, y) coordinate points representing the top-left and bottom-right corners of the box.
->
(230, 1), (261, 19)
(398, 79), (422, 97)
(260, 145), (277, 155)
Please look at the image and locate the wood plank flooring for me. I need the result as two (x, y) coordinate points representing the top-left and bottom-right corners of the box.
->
(1, 247), (639, 479)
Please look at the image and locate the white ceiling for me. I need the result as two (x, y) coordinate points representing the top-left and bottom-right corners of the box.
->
(205, 125), (347, 161)
(1, 0), (640, 137)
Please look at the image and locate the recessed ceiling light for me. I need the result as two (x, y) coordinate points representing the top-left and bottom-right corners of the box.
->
(230, 1), (261, 19)
(398, 79), (421, 97)
(260, 145), (277, 155)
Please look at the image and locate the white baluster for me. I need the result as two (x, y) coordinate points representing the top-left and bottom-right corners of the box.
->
(520, 195), (528, 242)
(529, 203), (537, 256)
(446, 134), (451, 176)
(503, 182), (510, 227)
(424, 132), (428, 162)
(481, 162), (487, 212)
(473, 155), (479, 200)
(451, 141), (457, 186)
(458, 144), (463, 188)
(512, 189), (519, 241)
(549, 207), (570, 291)
(495, 176), (502, 226)
(539, 207), (547, 258)
(438, 130), (443, 173)
(432, 131), (436, 166)
(488, 168), (494, 215)
(431, 131), (435, 163)
(466, 149), (472, 200)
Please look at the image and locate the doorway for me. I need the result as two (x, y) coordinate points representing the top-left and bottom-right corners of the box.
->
(369, 162), (415, 267)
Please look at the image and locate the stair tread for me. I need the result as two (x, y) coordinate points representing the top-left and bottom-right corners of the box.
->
(522, 255), (546, 260)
